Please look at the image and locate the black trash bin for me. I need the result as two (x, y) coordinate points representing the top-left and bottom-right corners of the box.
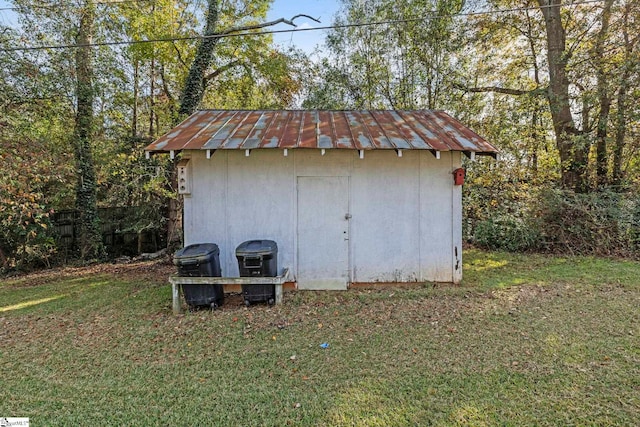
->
(173, 243), (224, 309)
(236, 240), (278, 306)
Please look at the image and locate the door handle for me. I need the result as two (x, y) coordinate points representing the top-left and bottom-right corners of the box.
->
(345, 213), (352, 220)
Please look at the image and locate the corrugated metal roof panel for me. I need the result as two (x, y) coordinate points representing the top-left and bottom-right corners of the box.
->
(145, 110), (498, 155)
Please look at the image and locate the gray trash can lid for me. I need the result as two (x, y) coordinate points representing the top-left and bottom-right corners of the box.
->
(236, 240), (277, 257)
(173, 243), (219, 265)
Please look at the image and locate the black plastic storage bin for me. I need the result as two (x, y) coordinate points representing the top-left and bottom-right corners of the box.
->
(236, 240), (278, 306)
(173, 243), (224, 309)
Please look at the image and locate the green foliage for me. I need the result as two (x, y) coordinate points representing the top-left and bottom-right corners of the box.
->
(0, 139), (61, 271)
(305, 0), (640, 192)
(2, 0), (304, 266)
(204, 46), (305, 110)
(463, 160), (543, 252)
(187, 0), (304, 113)
(178, 0), (221, 117)
(466, 175), (640, 257)
(3, 0), (639, 267)
(474, 216), (542, 252)
(303, 0), (464, 110)
(532, 188), (640, 256)
(0, 33), (76, 270)
(96, 136), (173, 238)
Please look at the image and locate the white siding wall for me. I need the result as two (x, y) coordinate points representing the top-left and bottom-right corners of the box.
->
(183, 149), (463, 285)
(350, 151), (421, 282)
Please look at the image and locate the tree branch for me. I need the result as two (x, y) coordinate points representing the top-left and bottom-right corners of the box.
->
(2, 95), (66, 110)
(159, 64), (175, 103)
(453, 82), (546, 96)
(171, 41), (187, 68)
(203, 59), (243, 83)
(221, 14), (320, 36)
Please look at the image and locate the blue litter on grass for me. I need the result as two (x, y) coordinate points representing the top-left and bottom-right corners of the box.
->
(320, 342), (329, 349)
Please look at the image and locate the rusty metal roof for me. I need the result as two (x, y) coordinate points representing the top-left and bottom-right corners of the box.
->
(145, 110), (498, 156)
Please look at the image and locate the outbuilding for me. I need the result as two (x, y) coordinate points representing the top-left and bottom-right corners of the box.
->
(145, 110), (497, 290)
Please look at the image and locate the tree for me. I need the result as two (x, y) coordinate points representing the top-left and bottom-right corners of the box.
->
(454, 0), (639, 192)
(164, 0), (315, 247)
(303, 0), (464, 111)
(536, 0), (588, 192)
(611, 1), (639, 186)
(73, 0), (103, 259)
(179, 0), (317, 118)
(1, 11), (76, 269)
(593, 0), (614, 187)
(1, 0), (318, 263)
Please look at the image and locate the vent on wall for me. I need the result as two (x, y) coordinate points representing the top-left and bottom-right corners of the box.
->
(177, 159), (191, 195)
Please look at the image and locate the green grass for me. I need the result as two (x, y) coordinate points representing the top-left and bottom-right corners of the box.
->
(1, 250), (639, 426)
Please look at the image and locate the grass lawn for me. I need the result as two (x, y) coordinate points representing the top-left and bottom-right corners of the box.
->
(0, 249), (638, 426)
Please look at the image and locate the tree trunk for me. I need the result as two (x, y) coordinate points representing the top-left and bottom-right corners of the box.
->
(167, 0), (309, 248)
(530, 109), (539, 177)
(538, 0), (588, 192)
(612, 2), (634, 187)
(149, 56), (156, 137)
(595, 98), (611, 187)
(178, 0), (220, 117)
(612, 81), (627, 187)
(132, 58), (138, 139)
(0, 245), (8, 270)
(165, 0), (220, 249)
(166, 183), (182, 251)
(594, 0), (614, 188)
(74, 0), (103, 260)
(159, 63), (177, 124)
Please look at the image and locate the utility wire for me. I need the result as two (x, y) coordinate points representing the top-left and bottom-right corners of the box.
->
(0, 0), (152, 11)
(0, 0), (607, 52)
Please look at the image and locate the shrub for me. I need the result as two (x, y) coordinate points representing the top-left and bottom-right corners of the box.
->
(466, 182), (640, 257)
(474, 216), (542, 252)
(0, 141), (60, 271)
(532, 188), (639, 257)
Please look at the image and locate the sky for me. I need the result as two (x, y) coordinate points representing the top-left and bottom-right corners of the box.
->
(267, 0), (341, 54)
(0, 0), (341, 54)
(0, 1), (17, 28)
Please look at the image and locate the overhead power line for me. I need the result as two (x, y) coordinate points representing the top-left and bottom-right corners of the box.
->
(0, 0), (151, 11)
(0, 0), (607, 52)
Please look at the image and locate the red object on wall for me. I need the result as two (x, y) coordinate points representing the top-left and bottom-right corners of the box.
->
(453, 168), (465, 185)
